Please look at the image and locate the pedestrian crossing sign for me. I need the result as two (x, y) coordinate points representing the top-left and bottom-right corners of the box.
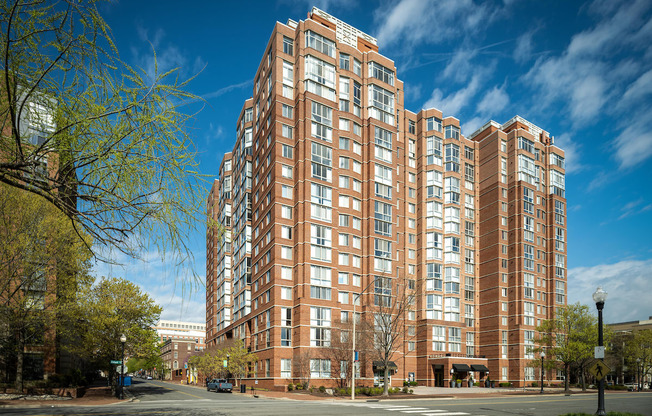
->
(589, 360), (610, 381)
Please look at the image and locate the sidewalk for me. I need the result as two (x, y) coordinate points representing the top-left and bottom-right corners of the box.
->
(0, 383), (123, 407)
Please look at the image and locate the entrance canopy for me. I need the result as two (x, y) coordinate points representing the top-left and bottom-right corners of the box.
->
(373, 361), (398, 370)
(471, 364), (489, 372)
(452, 363), (471, 372)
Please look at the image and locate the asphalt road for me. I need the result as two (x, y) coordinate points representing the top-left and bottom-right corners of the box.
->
(3, 379), (652, 416)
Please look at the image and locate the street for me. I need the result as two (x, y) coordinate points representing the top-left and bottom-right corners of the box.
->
(2, 379), (652, 416)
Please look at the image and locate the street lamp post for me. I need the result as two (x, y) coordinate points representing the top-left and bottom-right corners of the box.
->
(593, 286), (608, 416)
(540, 350), (545, 394)
(351, 279), (376, 401)
(636, 358), (641, 392)
(120, 334), (127, 400)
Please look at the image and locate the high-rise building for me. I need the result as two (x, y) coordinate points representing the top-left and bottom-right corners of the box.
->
(206, 7), (567, 389)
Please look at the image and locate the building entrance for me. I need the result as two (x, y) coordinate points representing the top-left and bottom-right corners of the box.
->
(433, 364), (444, 387)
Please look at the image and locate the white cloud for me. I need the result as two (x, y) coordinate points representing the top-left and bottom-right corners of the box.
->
(612, 113), (652, 169)
(423, 74), (481, 116)
(476, 85), (509, 115)
(567, 259), (652, 324)
(461, 116), (485, 137)
(553, 133), (583, 174)
(523, 0), (652, 128)
(513, 30), (534, 63)
(374, 0), (497, 49)
(442, 48), (478, 83)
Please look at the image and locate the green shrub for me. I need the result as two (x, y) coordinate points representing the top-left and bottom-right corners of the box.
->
(318, 385), (326, 393)
(408, 389), (414, 394)
(403, 380), (409, 386)
(309, 386), (314, 393)
(410, 381), (418, 386)
(499, 382), (511, 387)
(531, 382), (538, 387)
(402, 386), (409, 393)
(287, 383), (294, 391)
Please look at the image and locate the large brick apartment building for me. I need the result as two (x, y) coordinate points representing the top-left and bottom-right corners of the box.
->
(206, 8), (567, 389)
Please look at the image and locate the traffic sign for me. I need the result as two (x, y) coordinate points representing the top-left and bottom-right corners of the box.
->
(110, 360), (121, 365)
(589, 360), (611, 381)
(223, 360), (228, 367)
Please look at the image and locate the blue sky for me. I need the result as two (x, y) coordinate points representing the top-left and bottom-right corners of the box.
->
(93, 0), (652, 324)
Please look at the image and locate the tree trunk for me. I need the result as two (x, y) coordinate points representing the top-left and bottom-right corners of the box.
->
(383, 367), (389, 396)
(564, 363), (570, 394)
(581, 369), (587, 392)
(15, 346), (24, 393)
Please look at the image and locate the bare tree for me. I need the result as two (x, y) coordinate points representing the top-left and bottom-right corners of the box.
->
(370, 278), (415, 396)
(293, 350), (312, 388)
(320, 318), (373, 388)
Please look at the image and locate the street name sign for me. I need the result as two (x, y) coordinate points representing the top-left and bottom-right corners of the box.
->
(110, 360), (121, 365)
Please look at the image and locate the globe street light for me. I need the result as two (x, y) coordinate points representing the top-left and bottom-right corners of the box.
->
(119, 334), (127, 400)
(540, 350), (545, 394)
(593, 286), (608, 416)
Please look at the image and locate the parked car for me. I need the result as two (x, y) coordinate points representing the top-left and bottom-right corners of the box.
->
(147, 375), (153, 380)
(207, 379), (233, 392)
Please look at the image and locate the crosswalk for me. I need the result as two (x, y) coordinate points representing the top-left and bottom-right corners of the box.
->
(330, 402), (483, 416)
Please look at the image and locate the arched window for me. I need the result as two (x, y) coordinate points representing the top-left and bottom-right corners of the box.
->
(173, 361), (178, 370)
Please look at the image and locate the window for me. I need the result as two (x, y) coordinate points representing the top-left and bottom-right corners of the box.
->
(281, 358), (292, 377)
(445, 143), (459, 172)
(310, 307), (331, 347)
(281, 205), (292, 219)
(281, 286), (292, 300)
(338, 272), (348, 285)
(368, 84), (395, 125)
(311, 101), (333, 140)
(353, 58), (361, 76)
(311, 142), (332, 182)
(444, 296), (460, 321)
(281, 266), (292, 280)
(445, 125), (460, 140)
(368, 61), (395, 86)
(282, 61), (293, 86)
(524, 244), (534, 271)
(282, 144), (293, 159)
(524, 301), (535, 326)
(426, 293), (443, 320)
(282, 124), (293, 139)
(448, 327), (461, 352)
(281, 185), (292, 199)
(426, 136), (442, 165)
(374, 276), (392, 307)
(426, 263), (442, 291)
(426, 201), (442, 229)
(551, 153), (565, 169)
(311, 224), (332, 262)
(432, 325), (445, 350)
(310, 359), (331, 378)
(556, 280), (565, 304)
(283, 36), (293, 56)
(524, 330), (535, 359)
(340, 53), (350, 70)
(339, 137), (350, 151)
(427, 117), (442, 132)
(305, 55), (336, 100)
(311, 265), (332, 300)
(444, 267), (460, 294)
(374, 201), (392, 236)
(426, 232), (442, 260)
(305, 31), (335, 57)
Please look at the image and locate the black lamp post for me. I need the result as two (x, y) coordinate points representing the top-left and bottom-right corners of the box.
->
(540, 350), (545, 394)
(636, 358), (641, 392)
(120, 334), (126, 400)
(593, 286), (608, 416)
